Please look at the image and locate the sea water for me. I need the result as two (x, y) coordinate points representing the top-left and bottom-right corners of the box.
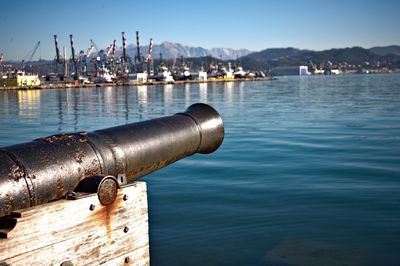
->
(0, 74), (399, 265)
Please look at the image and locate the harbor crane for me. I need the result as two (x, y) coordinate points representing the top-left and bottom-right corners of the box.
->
(92, 40), (116, 77)
(144, 38), (153, 75)
(104, 40), (117, 73)
(135, 31), (145, 73)
(90, 38), (104, 75)
(121, 32), (127, 63)
(53, 34), (66, 78)
(135, 31), (141, 63)
(79, 44), (95, 76)
(121, 32), (137, 76)
(0, 53), (3, 73)
(26, 41), (40, 63)
(90, 39), (99, 53)
(54, 35), (62, 64)
(69, 34), (79, 79)
(105, 40), (116, 58)
(119, 32), (132, 76)
(21, 41), (40, 72)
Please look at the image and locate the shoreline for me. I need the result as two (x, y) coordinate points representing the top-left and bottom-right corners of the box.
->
(0, 77), (276, 90)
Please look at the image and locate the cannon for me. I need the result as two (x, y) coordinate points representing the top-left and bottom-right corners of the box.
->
(0, 103), (224, 218)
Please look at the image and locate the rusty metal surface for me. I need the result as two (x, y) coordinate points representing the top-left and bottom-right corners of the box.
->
(0, 103), (224, 217)
(97, 177), (119, 206)
(75, 175), (119, 206)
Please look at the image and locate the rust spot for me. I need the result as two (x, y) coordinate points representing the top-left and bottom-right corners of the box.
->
(8, 164), (24, 181)
(74, 150), (85, 163)
(91, 193), (123, 241)
(98, 178), (118, 206)
(39, 134), (73, 144)
(84, 158), (101, 177)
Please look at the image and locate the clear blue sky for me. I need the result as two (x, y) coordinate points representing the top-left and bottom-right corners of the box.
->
(0, 0), (399, 60)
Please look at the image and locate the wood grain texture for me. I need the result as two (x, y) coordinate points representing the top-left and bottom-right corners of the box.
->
(0, 181), (149, 266)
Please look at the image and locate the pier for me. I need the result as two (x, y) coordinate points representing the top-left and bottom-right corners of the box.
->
(0, 77), (276, 90)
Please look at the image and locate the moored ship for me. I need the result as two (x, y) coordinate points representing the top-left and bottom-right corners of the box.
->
(0, 70), (41, 87)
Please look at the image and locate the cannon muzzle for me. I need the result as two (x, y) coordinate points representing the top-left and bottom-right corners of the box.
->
(0, 103), (224, 217)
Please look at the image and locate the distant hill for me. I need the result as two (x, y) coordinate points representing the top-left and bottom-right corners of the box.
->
(239, 46), (400, 70)
(240, 47), (305, 62)
(369, 45), (400, 56)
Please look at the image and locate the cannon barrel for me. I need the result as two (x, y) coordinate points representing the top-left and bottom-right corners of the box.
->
(0, 103), (224, 217)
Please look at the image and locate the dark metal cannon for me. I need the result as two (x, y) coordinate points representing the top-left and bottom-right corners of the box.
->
(0, 103), (224, 217)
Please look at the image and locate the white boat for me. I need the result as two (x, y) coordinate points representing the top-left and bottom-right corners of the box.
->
(154, 66), (174, 83)
(91, 68), (115, 83)
(233, 66), (247, 79)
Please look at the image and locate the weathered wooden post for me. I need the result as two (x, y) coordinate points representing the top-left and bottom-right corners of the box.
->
(0, 182), (149, 265)
(0, 103), (224, 265)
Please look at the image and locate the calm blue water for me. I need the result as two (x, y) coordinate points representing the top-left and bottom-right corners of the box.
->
(1, 74), (399, 265)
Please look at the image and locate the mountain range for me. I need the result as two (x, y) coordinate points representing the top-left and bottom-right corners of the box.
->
(116, 42), (400, 71)
(117, 42), (400, 62)
(120, 41), (252, 60)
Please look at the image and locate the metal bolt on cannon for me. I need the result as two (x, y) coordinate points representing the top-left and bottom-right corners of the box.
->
(0, 103), (224, 217)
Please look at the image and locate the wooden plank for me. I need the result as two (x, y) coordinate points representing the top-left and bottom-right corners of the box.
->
(0, 181), (149, 266)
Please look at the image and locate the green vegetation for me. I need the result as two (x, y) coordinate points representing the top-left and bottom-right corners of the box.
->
(239, 46), (400, 71)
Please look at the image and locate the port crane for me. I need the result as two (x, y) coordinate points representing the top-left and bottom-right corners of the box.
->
(105, 40), (117, 72)
(90, 38), (104, 75)
(54, 35), (62, 65)
(0, 53), (3, 73)
(79, 44), (95, 76)
(26, 41), (41, 63)
(144, 38), (153, 75)
(121, 32), (127, 64)
(105, 40), (116, 58)
(135, 31), (145, 73)
(69, 34), (79, 79)
(119, 32), (132, 77)
(92, 40), (116, 77)
(20, 41), (40, 72)
(53, 34), (67, 79)
(90, 39), (99, 53)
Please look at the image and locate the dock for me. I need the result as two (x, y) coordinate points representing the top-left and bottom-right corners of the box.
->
(0, 77), (276, 90)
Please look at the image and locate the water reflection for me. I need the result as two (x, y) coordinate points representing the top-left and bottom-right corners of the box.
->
(1, 82), (254, 134)
(72, 88), (79, 130)
(238, 81), (245, 105)
(0, 83), (246, 130)
(199, 82), (208, 103)
(17, 90), (41, 116)
(57, 90), (64, 131)
(184, 83), (191, 106)
(224, 82), (234, 103)
(138, 85), (148, 104)
(137, 85), (148, 119)
(163, 84), (174, 114)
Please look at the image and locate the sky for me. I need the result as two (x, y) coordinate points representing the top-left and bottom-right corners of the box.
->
(0, 0), (399, 60)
